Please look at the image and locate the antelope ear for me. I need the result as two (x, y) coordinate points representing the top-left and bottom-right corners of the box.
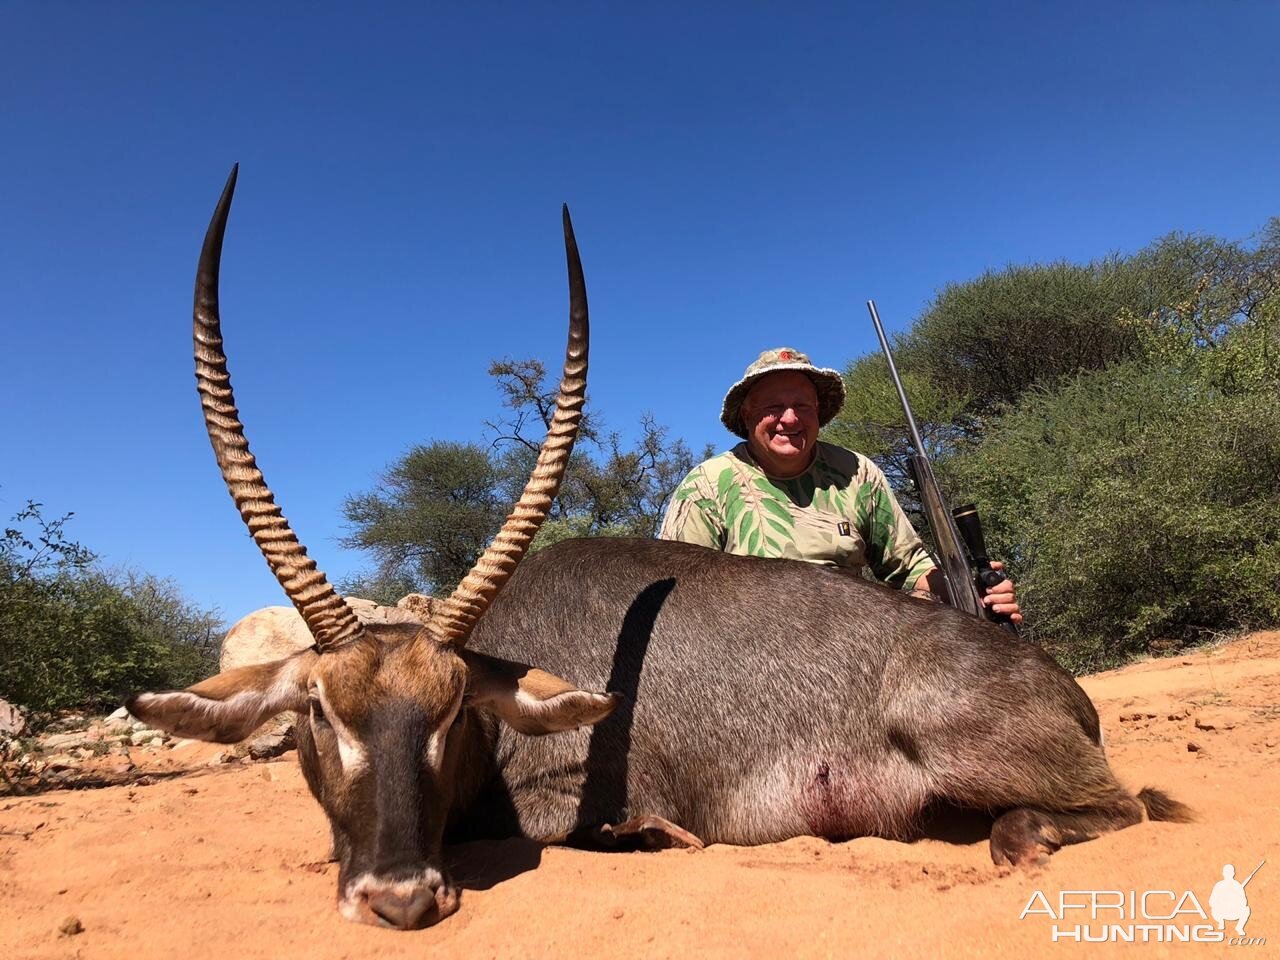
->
(126, 649), (316, 743)
(461, 650), (620, 736)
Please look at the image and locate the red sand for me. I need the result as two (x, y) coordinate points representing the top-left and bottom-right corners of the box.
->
(2, 631), (1276, 958)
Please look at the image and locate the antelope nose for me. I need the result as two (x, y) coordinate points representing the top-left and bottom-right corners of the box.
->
(367, 887), (436, 929)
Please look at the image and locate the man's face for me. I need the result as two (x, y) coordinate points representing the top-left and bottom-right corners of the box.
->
(741, 371), (820, 477)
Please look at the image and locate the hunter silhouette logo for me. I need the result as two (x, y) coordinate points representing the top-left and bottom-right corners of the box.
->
(1019, 857), (1267, 945)
(1211, 860), (1265, 936)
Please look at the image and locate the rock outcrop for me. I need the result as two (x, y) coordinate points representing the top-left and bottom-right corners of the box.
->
(219, 594), (433, 671)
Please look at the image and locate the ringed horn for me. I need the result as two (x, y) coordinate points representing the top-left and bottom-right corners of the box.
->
(427, 196), (589, 646)
(192, 164), (588, 652)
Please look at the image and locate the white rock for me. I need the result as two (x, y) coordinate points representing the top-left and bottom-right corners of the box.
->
(219, 596), (428, 672)
(41, 732), (90, 752)
(0, 698), (26, 736)
(107, 706), (131, 722)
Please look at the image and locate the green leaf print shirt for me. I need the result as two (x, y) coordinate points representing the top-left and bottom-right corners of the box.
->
(658, 441), (937, 591)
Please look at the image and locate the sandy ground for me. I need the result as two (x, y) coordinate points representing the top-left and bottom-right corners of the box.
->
(2, 631), (1276, 959)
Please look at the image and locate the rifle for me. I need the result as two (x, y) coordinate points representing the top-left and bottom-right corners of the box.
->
(867, 300), (1019, 638)
(1241, 859), (1266, 888)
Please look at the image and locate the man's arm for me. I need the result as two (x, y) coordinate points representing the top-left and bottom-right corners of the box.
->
(857, 461), (937, 590)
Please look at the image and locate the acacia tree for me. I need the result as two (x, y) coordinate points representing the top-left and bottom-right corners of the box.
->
(1127, 220), (1280, 392)
(486, 358), (708, 542)
(823, 228), (1272, 514)
(341, 358), (708, 600)
(341, 442), (511, 602)
(823, 257), (1163, 522)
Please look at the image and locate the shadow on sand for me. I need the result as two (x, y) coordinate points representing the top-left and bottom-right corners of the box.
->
(446, 837), (545, 890)
(915, 799), (994, 846)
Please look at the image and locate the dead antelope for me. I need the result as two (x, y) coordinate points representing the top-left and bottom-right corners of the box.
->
(130, 169), (1189, 930)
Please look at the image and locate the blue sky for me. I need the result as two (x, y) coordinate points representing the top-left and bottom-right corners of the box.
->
(3, 2), (1278, 623)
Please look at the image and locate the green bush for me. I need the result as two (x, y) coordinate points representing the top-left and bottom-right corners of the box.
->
(945, 362), (1280, 671)
(0, 503), (221, 719)
(830, 221), (1280, 671)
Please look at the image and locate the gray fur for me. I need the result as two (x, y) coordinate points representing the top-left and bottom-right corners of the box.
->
(447, 537), (1181, 852)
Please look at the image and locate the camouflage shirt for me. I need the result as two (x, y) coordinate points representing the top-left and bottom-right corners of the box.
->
(659, 441), (937, 590)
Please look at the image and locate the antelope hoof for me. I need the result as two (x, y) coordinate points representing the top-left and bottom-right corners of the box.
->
(597, 815), (705, 851)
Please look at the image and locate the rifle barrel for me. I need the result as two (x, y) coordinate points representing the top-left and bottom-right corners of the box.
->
(1243, 859), (1266, 887)
(865, 298), (1018, 637)
(867, 300), (928, 458)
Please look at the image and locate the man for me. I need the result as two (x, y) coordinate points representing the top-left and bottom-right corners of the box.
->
(1210, 862), (1263, 936)
(659, 347), (1022, 621)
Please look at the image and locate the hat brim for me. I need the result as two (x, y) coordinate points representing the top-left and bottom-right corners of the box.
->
(720, 364), (847, 439)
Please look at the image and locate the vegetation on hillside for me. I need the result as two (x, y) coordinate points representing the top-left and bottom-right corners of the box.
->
(826, 221), (1280, 669)
(0, 502), (221, 721)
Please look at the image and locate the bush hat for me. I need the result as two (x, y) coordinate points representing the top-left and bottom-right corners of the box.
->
(720, 347), (846, 439)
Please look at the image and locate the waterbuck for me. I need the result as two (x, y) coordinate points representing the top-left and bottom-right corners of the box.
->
(129, 169), (1189, 930)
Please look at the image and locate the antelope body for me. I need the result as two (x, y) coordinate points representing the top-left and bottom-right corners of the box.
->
(129, 169), (1188, 931)
(456, 540), (1116, 846)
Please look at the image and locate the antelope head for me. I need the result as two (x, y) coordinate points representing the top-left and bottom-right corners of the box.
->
(128, 167), (617, 929)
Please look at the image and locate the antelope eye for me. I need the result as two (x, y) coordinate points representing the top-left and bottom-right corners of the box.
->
(308, 697), (329, 726)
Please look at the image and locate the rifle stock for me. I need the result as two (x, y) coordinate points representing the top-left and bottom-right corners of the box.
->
(907, 452), (985, 618)
(867, 300), (1019, 638)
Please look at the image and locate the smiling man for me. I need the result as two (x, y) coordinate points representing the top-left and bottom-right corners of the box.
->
(659, 347), (1021, 620)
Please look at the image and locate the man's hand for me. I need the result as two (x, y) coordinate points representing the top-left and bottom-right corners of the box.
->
(983, 560), (1022, 624)
(912, 563), (1023, 625)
